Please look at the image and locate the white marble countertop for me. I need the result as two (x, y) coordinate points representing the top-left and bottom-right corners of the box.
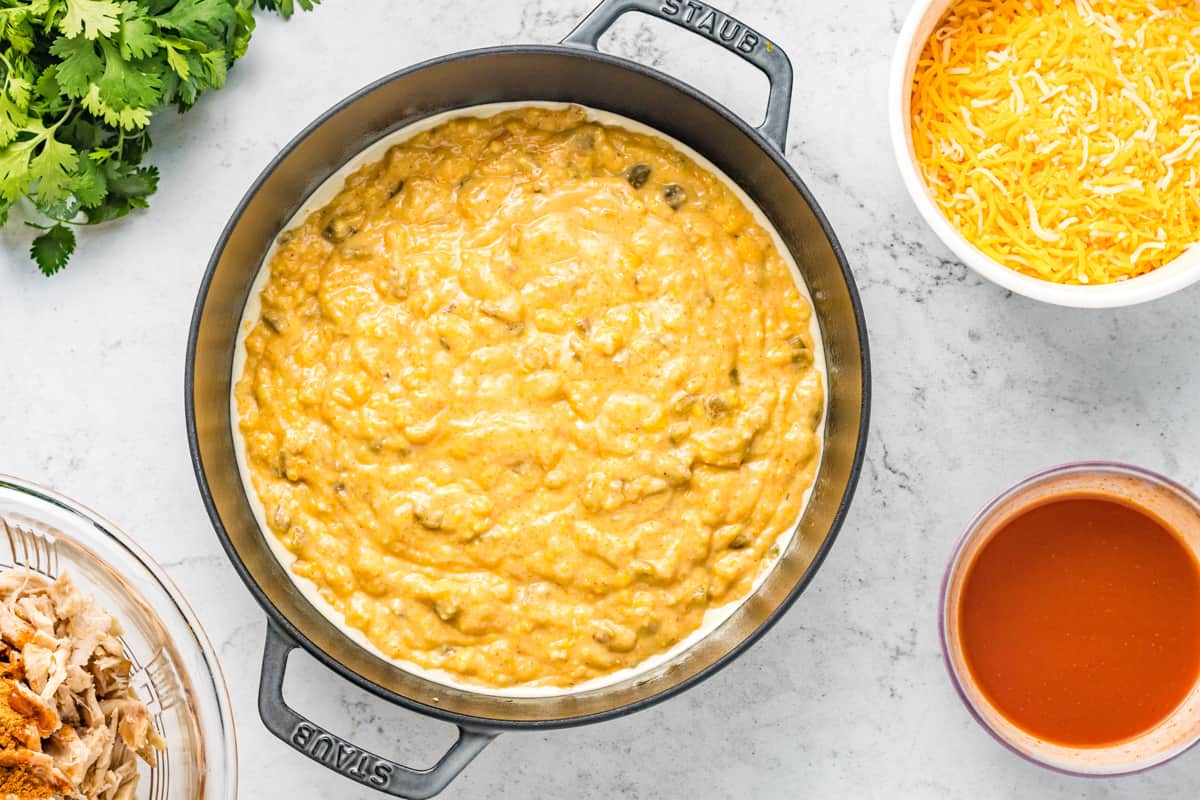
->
(3, 0), (1199, 797)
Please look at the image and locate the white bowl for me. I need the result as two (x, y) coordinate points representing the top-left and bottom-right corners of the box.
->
(888, 0), (1200, 308)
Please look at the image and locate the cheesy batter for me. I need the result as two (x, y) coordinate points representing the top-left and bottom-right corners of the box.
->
(235, 105), (824, 688)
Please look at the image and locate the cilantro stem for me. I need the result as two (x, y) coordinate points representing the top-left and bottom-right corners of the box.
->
(50, 103), (75, 133)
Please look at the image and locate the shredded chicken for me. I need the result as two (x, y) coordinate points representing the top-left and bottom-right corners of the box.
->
(0, 571), (164, 799)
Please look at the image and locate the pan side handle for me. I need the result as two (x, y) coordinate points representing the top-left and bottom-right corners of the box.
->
(258, 622), (496, 799)
(562, 0), (794, 151)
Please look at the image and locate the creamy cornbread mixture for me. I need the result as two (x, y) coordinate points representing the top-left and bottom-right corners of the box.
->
(235, 106), (824, 688)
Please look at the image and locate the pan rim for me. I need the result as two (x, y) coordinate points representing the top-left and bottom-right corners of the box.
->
(185, 42), (871, 731)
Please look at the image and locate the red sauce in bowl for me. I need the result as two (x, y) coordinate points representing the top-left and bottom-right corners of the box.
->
(958, 495), (1200, 747)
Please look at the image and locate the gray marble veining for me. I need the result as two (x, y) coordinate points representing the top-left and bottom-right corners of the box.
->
(2, 1), (1198, 797)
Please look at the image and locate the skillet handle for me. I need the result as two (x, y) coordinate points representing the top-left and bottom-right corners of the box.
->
(562, 0), (794, 151)
(258, 622), (496, 799)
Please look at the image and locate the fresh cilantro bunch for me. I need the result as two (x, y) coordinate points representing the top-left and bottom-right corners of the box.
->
(0, 0), (317, 274)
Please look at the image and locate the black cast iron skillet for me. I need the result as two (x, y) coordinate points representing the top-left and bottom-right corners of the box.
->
(186, 0), (871, 796)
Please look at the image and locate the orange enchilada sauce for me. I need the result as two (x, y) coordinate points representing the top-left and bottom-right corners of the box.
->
(958, 495), (1200, 747)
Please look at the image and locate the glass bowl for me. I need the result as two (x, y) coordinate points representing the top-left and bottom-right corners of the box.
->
(0, 475), (237, 798)
(941, 461), (1200, 776)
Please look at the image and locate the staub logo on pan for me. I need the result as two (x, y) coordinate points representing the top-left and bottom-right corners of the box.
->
(659, 0), (761, 54)
(291, 722), (394, 787)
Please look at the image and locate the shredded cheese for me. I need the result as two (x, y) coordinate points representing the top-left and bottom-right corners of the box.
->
(911, 0), (1200, 284)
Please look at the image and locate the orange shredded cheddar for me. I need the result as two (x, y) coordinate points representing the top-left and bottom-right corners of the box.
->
(911, 0), (1200, 285)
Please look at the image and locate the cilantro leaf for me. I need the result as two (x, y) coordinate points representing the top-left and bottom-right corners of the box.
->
(81, 161), (157, 223)
(29, 133), (77, 203)
(104, 161), (157, 199)
(118, 6), (160, 60)
(0, 95), (27, 149)
(0, 128), (44, 203)
(71, 154), (108, 207)
(232, 3), (255, 59)
(59, 0), (122, 40)
(33, 66), (68, 113)
(199, 47), (226, 88)
(6, 78), (31, 113)
(95, 39), (162, 110)
(255, 0), (320, 19)
(0, 7), (36, 53)
(51, 35), (105, 99)
(0, 117), (78, 210)
(30, 224), (77, 276)
(0, 80), (32, 148)
(163, 42), (190, 80)
(81, 84), (153, 129)
(156, 0), (237, 40)
(0, 54), (37, 145)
